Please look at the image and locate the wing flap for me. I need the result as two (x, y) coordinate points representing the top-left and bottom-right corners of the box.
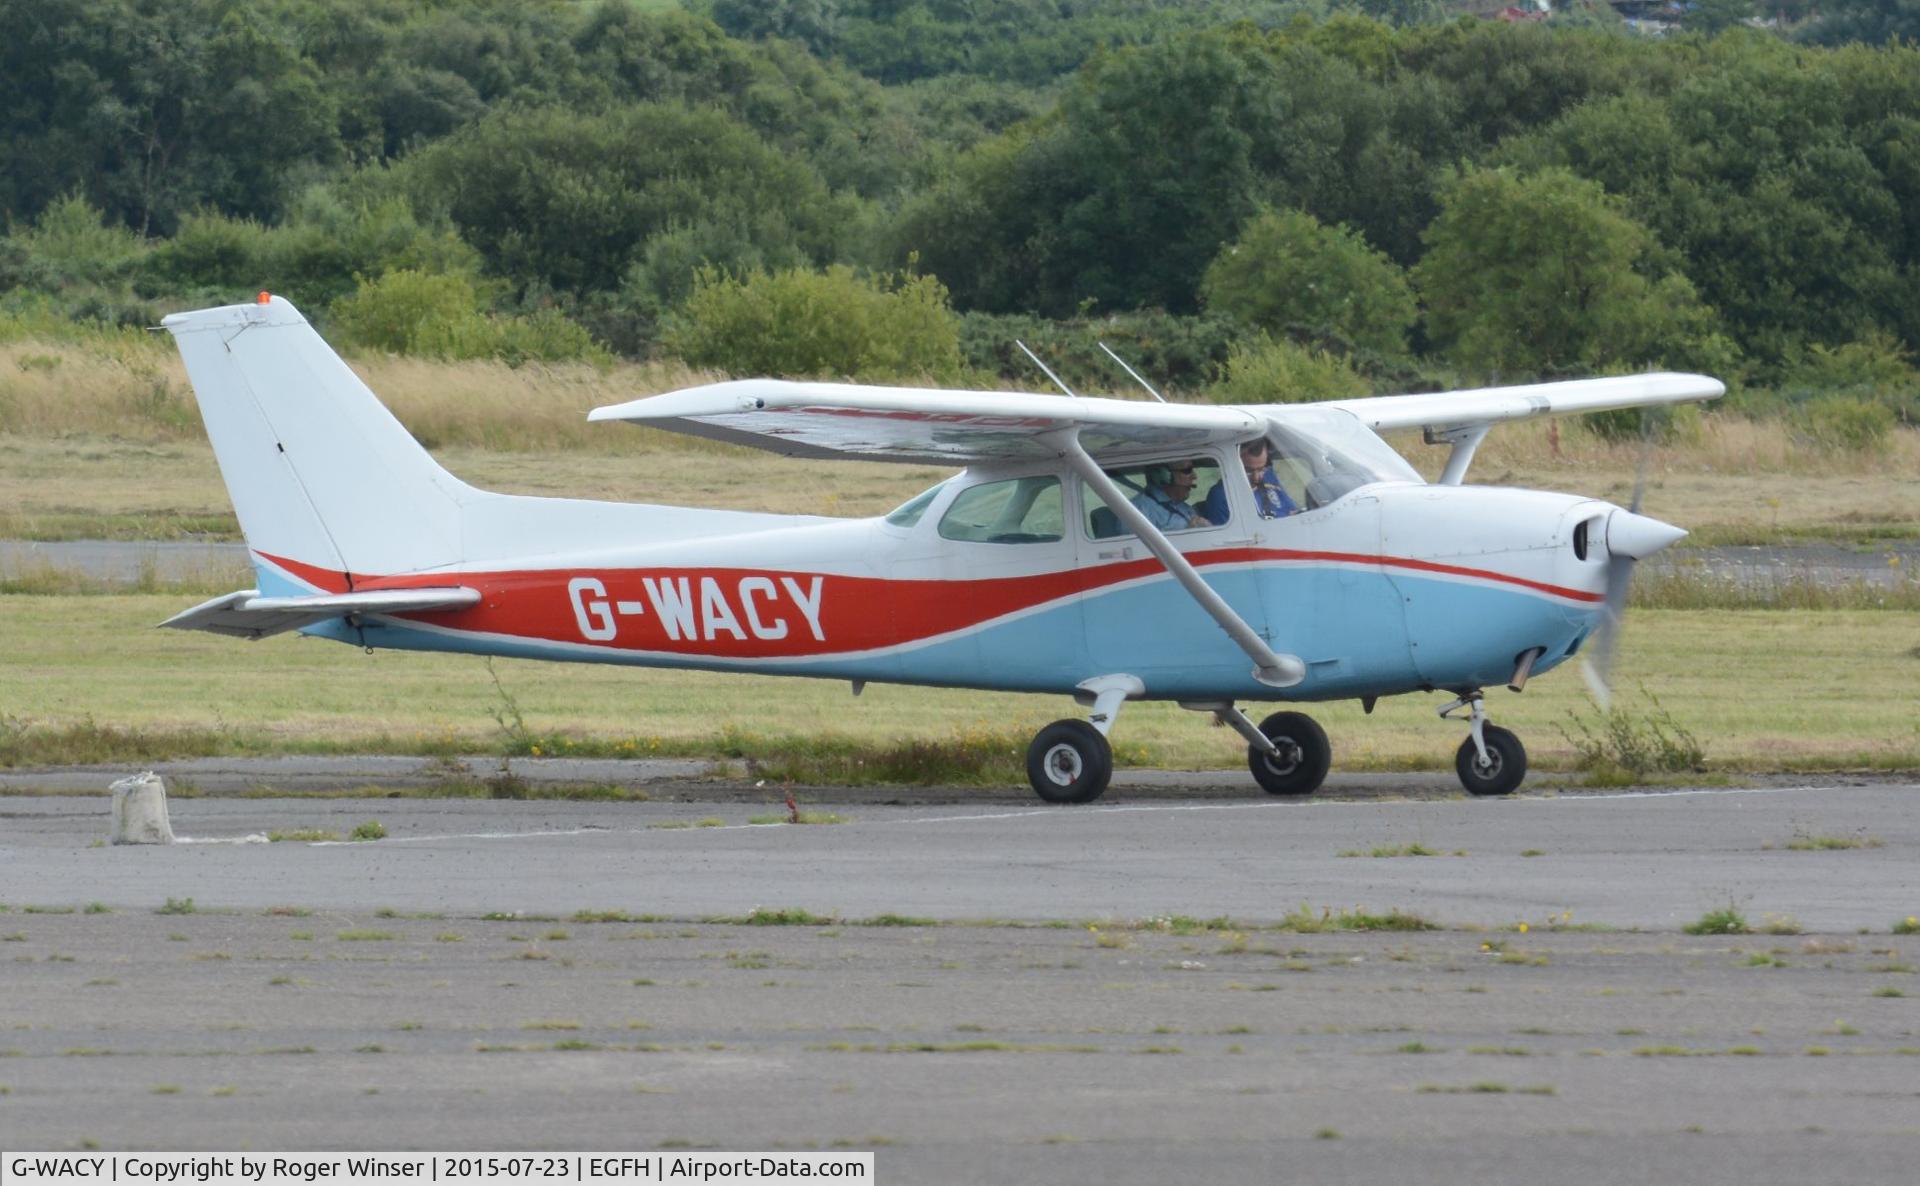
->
(590, 379), (1261, 463)
(161, 587), (481, 640)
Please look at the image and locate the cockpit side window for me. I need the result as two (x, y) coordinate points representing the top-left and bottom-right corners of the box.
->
(937, 475), (1063, 543)
(1083, 458), (1225, 539)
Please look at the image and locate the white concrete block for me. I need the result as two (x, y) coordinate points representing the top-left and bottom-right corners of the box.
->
(110, 771), (175, 844)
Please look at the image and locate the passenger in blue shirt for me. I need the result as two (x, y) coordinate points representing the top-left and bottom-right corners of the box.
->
(1201, 438), (1297, 526)
(1130, 461), (1213, 529)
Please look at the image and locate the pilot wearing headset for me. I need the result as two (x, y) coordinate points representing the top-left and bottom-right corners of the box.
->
(1201, 438), (1298, 525)
(1131, 460), (1214, 530)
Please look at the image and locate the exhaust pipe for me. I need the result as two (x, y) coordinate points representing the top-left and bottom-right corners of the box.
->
(1508, 646), (1545, 693)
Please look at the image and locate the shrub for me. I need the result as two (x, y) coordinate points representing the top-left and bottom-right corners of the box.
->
(1557, 688), (1706, 779)
(329, 270), (606, 364)
(663, 265), (962, 382)
(139, 212), (274, 296)
(1782, 333), (1917, 416)
(1798, 395), (1894, 452)
(330, 270), (493, 356)
(1206, 335), (1373, 405)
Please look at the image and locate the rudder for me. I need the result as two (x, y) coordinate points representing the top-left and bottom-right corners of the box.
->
(164, 296), (472, 591)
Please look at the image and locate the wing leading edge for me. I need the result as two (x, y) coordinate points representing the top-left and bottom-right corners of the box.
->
(1317, 372), (1724, 434)
(589, 379), (1262, 464)
(591, 373), (1724, 464)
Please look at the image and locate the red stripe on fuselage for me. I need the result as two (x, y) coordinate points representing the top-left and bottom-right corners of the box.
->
(254, 546), (1599, 659)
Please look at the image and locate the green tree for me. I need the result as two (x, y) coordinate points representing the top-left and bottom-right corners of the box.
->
(1207, 335), (1373, 404)
(1500, 38), (1919, 360)
(1685, 0), (1757, 34)
(664, 265), (962, 380)
(1800, 0), (1920, 46)
(1201, 208), (1416, 356)
(1413, 166), (1720, 378)
(400, 104), (850, 299)
(892, 29), (1397, 316)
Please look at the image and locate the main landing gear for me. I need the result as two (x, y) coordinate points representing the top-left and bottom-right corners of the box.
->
(1025, 675), (1141, 804)
(1023, 681), (1530, 804)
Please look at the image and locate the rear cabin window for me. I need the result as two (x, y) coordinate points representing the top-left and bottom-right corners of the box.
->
(937, 476), (1064, 543)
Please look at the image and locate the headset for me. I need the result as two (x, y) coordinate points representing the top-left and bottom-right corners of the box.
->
(1145, 464), (1172, 488)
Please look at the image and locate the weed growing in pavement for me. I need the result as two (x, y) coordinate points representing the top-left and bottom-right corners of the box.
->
(156, 897), (196, 915)
(349, 820), (387, 842)
(1685, 904), (1752, 935)
(1276, 905), (1438, 933)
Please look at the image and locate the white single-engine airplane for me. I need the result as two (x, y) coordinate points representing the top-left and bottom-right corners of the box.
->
(161, 295), (1721, 802)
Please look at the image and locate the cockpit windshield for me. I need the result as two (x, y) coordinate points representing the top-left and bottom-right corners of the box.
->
(884, 480), (949, 527)
(1264, 407), (1422, 509)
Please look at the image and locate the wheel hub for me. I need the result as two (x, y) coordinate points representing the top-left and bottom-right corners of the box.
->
(1261, 739), (1301, 777)
(1044, 743), (1083, 786)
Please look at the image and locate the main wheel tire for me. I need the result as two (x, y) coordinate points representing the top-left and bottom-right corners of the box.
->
(1456, 725), (1527, 796)
(1247, 711), (1331, 796)
(1026, 719), (1113, 804)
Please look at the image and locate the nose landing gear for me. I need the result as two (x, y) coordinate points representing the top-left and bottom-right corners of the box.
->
(1439, 691), (1528, 796)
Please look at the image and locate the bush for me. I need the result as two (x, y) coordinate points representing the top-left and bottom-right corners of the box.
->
(1201, 208), (1417, 358)
(1777, 334), (1920, 428)
(1798, 395), (1895, 452)
(330, 270), (493, 356)
(329, 270), (606, 364)
(1206, 335), (1373, 405)
(139, 212), (274, 296)
(1557, 688), (1706, 780)
(664, 266), (961, 381)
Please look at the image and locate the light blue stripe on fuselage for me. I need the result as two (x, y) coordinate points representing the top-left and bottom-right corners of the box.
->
(306, 563), (1599, 702)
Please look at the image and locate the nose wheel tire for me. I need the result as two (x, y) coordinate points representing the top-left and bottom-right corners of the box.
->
(1248, 711), (1331, 796)
(1027, 719), (1114, 804)
(1456, 725), (1527, 796)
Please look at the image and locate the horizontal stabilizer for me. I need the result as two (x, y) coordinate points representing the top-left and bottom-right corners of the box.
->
(160, 587), (480, 640)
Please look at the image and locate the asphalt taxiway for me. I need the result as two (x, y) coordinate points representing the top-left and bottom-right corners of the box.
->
(3, 779), (1917, 1183)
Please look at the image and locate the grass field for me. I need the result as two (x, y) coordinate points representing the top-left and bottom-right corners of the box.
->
(3, 596), (1916, 776)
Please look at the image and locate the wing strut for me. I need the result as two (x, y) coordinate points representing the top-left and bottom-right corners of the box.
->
(1049, 430), (1305, 689)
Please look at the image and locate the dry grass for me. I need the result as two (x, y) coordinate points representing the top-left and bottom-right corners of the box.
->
(6, 333), (1920, 543)
(1393, 416), (1920, 544)
(2, 597), (1915, 774)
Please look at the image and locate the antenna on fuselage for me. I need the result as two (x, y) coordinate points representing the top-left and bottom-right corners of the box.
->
(1097, 341), (1167, 403)
(1014, 340), (1078, 398)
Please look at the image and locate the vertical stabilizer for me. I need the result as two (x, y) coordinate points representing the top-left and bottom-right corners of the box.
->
(163, 296), (472, 588)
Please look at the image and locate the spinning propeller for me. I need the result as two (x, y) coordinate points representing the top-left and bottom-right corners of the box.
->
(1581, 413), (1687, 708)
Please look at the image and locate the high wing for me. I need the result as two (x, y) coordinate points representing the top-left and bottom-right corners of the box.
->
(161, 587), (481, 640)
(1316, 372), (1724, 434)
(590, 373), (1722, 464)
(588, 379), (1262, 464)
